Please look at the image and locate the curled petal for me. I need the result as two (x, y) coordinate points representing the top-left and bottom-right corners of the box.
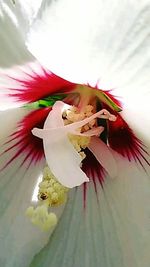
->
(33, 102), (89, 188)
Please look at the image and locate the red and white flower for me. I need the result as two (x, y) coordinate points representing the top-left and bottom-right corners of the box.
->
(0, 1), (150, 267)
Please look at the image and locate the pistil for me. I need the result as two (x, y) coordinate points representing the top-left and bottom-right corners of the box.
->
(32, 100), (117, 188)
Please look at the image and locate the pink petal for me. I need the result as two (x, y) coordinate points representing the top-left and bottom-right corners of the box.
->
(88, 136), (117, 178)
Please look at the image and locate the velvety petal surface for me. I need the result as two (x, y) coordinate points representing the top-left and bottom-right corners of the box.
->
(29, 151), (150, 267)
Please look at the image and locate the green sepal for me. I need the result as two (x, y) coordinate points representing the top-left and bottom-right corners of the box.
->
(97, 91), (122, 112)
(24, 94), (67, 109)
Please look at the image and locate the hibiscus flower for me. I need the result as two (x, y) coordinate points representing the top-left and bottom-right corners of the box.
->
(0, 1), (150, 267)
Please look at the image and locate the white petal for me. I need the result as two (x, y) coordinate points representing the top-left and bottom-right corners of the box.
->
(122, 99), (150, 144)
(0, 2), (33, 68)
(27, 0), (150, 97)
(0, 61), (47, 110)
(88, 136), (117, 178)
(16, 0), (43, 34)
(0, 0), (42, 38)
(0, 7), (33, 111)
(119, 94), (150, 170)
(0, 2), (36, 110)
(0, 108), (65, 267)
(29, 152), (150, 267)
(0, 165), (49, 267)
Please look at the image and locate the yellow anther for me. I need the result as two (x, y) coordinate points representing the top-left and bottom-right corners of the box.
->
(79, 151), (86, 160)
(26, 203), (57, 231)
(68, 133), (90, 160)
(39, 180), (49, 188)
(51, 192), (59, 202)
(38, 167), (69, 207)
(47, 187), (55, 194)
(49, 179), (55, 186)
(85, 105), (93, 113)
(26, 167), (69, 231)
(53, 183), (61, 190)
